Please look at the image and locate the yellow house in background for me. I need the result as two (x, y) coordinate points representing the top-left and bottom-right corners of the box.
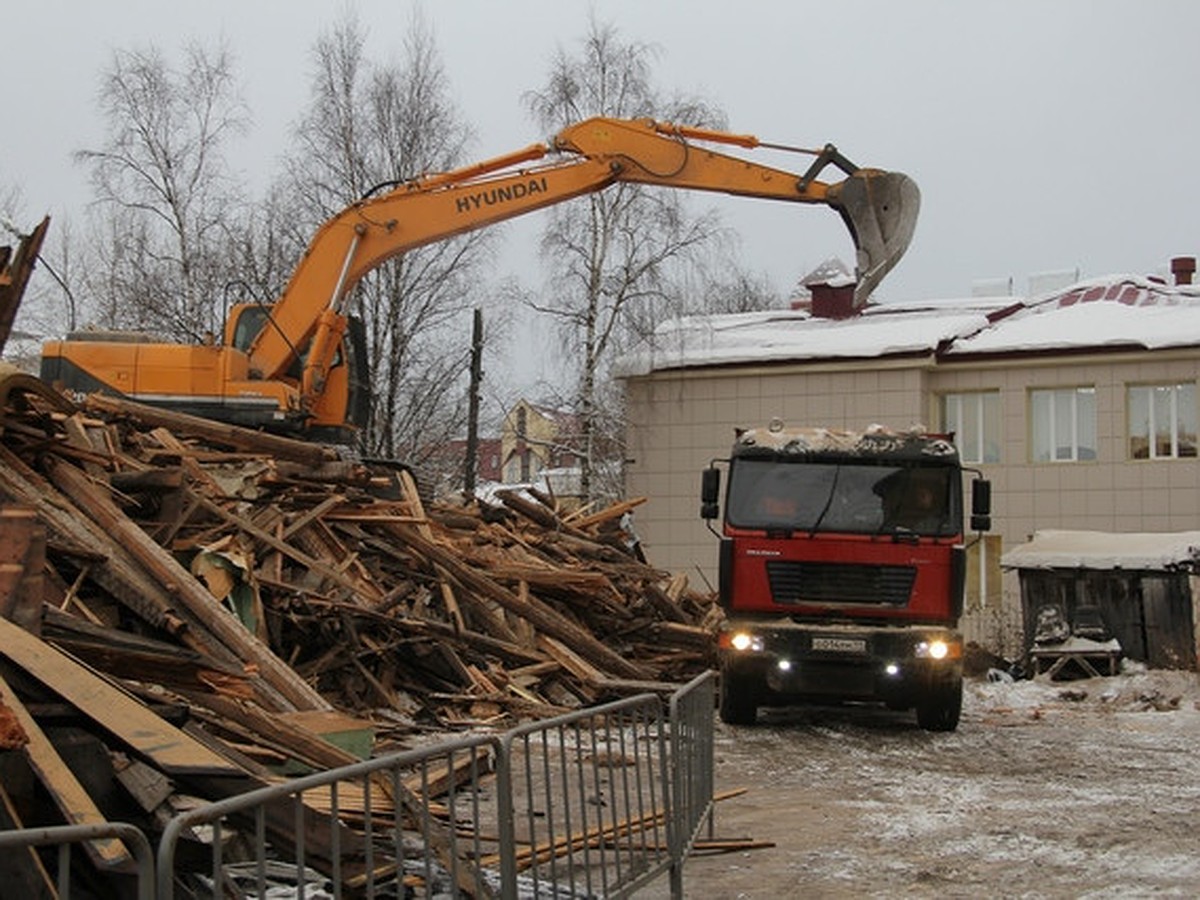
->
(499, 399), (581, 487)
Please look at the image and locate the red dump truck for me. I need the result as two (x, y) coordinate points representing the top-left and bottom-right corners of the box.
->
(702, 422), (991, 731)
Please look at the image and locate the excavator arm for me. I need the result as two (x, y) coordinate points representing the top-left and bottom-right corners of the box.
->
(253, 117), (919, 417)
(41, 116), (918, 439)
(552, 118), (918, 305)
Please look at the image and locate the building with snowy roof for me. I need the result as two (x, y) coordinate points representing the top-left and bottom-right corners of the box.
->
(616, 258), (1200, 657)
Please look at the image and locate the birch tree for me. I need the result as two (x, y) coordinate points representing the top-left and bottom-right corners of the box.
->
(75, 42), (247, 341)
(524, 19), (732, 502)
(278, 13), (491, 463)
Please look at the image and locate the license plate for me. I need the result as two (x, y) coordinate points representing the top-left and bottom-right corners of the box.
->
(812, 636), (867, 654)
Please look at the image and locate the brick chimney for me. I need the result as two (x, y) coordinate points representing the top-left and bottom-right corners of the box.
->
(809, 282), (861, 319)
(1171, 256), (1196, 286)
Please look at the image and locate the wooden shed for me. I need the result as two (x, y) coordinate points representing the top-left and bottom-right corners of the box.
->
(1001, 530), (1200, 671)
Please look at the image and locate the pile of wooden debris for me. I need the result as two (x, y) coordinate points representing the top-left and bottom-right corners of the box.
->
(0, 378), (718, 763)
(0, 226), (728, 894)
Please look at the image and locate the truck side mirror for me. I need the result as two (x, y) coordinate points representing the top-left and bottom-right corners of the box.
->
(970, 478), (991, 532)
(700, 467), (721, 520)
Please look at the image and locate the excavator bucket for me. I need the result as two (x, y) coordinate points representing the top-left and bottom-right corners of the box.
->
(830, 170), (920, 307)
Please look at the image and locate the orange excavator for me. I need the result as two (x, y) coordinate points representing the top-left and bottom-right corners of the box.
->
(40, 117), (919, 442)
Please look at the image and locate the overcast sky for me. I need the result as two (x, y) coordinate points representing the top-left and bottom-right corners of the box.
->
(5, 1), (1200, 311)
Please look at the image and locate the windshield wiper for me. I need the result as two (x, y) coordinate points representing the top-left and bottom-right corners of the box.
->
(807, 466), (842, 538)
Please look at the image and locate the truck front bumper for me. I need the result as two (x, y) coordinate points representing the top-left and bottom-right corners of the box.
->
(718, 620), (962, 705)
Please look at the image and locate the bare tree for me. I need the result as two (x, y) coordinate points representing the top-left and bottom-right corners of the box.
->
(277, 13), (491, 461)
(0, 186), (26, 233)
(523, 19), (730, 502)
(75, 41), (247, 341)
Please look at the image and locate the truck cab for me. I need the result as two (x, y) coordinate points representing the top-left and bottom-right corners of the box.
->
(702, 422), (991, 731)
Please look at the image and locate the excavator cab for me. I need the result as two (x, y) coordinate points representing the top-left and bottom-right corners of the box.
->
(225, 302), (371, 442)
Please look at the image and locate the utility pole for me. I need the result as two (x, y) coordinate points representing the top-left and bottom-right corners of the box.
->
(463, 308), (483, 497)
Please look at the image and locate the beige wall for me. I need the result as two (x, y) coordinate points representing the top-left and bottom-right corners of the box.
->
(931, 350), (1200, 540)
(623, 358), (933, 590)
(622, 348), (1200, 656)
(500, 400), (560, 483)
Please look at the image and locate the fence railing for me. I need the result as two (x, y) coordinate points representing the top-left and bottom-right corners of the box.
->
(4, 674), (718, 899)
(497, 692), (671, 899)
(156, 732), (503, 899)
(0, 821), (156, 900)
(668, 670), (717, 896)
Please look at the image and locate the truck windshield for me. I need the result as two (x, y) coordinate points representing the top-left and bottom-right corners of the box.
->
(725, 458), (960, 537)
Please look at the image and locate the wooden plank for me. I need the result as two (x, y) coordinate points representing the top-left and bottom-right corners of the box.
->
(281, 494), (345, 540)
(0, 616), (241, 776)
(84, 393), (339, 467)
(401, 469), (465, 634)
(0, 217), (49, 353)
(0, 448), (191, 638)
(0, 671), (133, 870)
(388, 525), (652, 681)
(537, 634), (605, 685)
(198, 494), (375, 605)
(565, 496), (647, 530)
(44, 459), (328, 713)
(0, 505), (45, 634)
(400, 745), (493, 800)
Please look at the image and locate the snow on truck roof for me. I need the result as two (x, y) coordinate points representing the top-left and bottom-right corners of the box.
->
(613, 274), (1200, 376)
(731, 422), (959, 462)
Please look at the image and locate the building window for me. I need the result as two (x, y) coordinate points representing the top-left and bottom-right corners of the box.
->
(1128, 383), (1197, 459)
(1030, 387), (1096, 462)
(942, 391), (1000, 463)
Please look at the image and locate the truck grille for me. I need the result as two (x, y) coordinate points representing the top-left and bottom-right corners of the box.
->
(765, 560), (916, 606)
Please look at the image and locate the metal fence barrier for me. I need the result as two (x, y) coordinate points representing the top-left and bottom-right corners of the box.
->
(497, 692), (671, 899)
(667, 670), (716, 897)
(156, 732), (503, 899)
(3, 676), (718, 899)
(0, 821), (156, 900)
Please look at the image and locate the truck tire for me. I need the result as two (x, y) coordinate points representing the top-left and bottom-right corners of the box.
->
(718, 669), (758, 726)
(916, 677), (962, 732)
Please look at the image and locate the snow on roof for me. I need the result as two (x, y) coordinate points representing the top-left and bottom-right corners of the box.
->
(613, 273), (1200, 377)
(612, 300), (1002, 377)
(947, 275), (1200, 356)
(1001, 529), (1200, 571)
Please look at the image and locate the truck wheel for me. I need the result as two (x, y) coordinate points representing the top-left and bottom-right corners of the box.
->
(916, 677), (962, 732)
(718, 669), (758, 726)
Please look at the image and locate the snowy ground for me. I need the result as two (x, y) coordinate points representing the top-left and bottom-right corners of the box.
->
(648, 668), (1200, 899)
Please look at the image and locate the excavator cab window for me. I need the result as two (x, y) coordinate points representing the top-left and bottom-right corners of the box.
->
(230, 304), (271, 352)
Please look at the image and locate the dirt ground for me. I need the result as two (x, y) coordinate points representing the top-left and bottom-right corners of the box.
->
(655, 667), (1200, 899)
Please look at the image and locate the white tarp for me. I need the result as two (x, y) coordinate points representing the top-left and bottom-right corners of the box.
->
(1001, 529), (1200, 571)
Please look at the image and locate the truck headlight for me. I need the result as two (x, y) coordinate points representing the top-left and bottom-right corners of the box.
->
(915, 638), (960, 660)
(720, 631), (764, 653)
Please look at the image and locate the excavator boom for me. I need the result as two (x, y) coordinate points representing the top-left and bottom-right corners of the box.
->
(41, 116), (920, 439)
(552, 118), (919, 307)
